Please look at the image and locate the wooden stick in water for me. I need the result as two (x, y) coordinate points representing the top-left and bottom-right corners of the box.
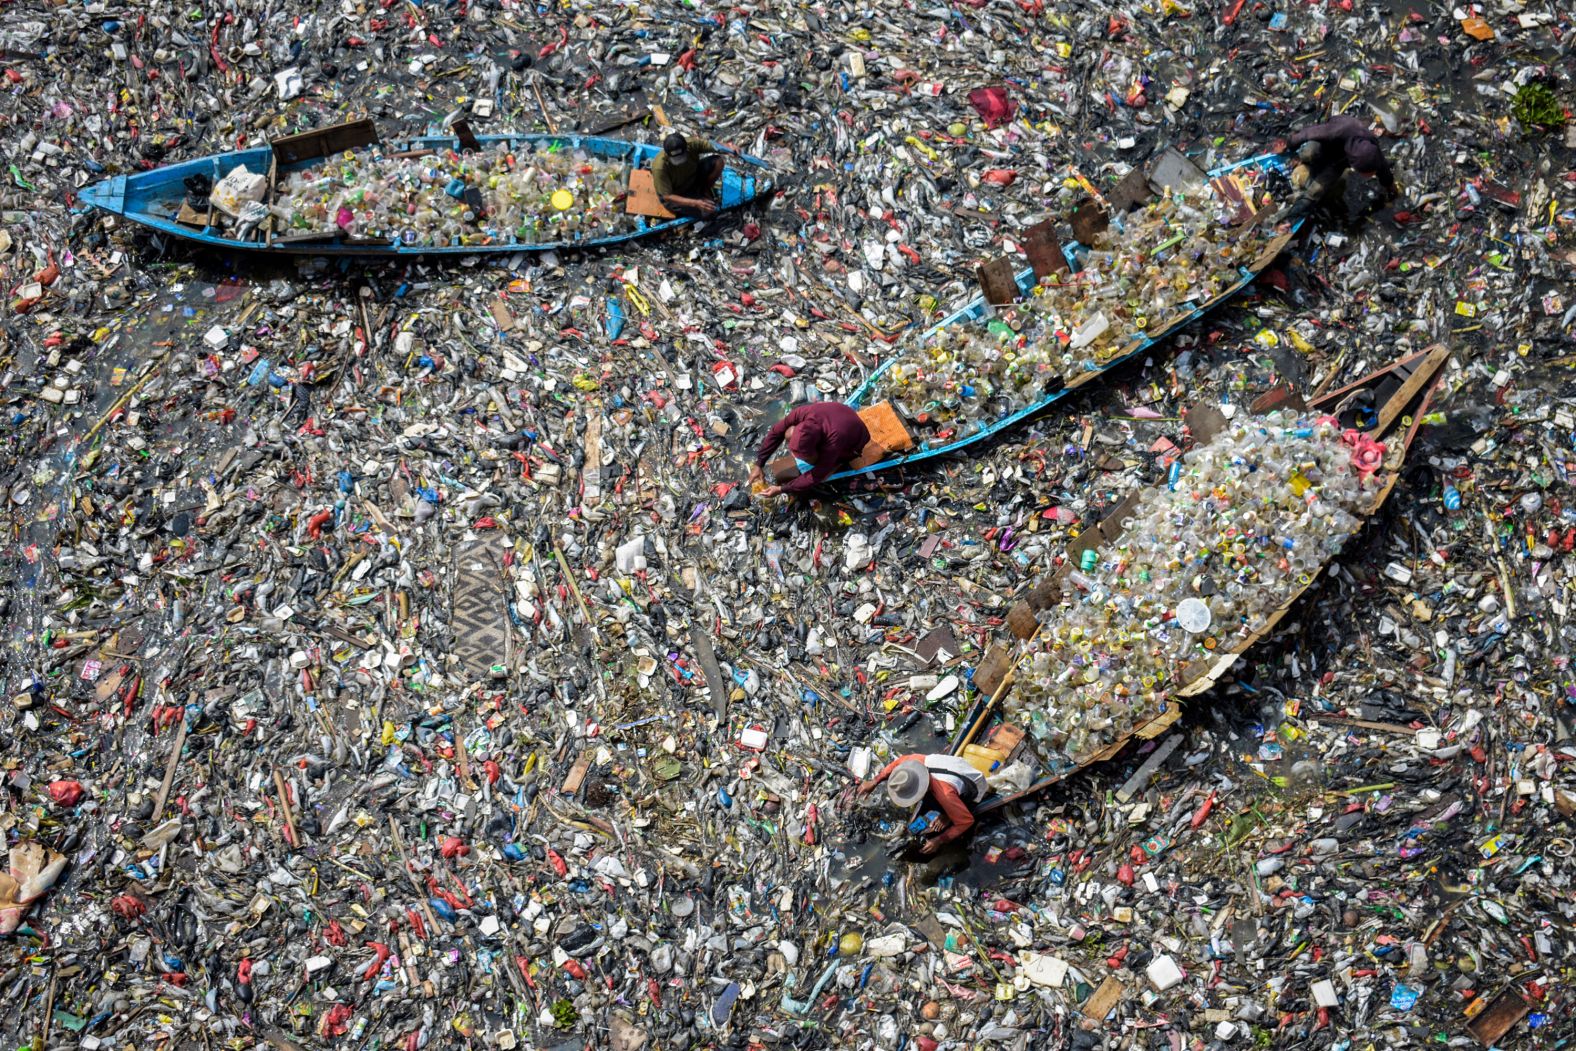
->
(273, 768), (299, 848)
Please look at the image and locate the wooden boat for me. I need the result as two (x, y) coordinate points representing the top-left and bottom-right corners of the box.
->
(78, 118), (770, 255)
(904, 344), (1451, 842)
(765, 151), (1305, 487)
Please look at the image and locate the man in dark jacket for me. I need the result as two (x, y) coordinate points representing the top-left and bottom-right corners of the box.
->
(1274, 115), (1398, 210)
(651, 132), (723, 218)
(750, 402), (871, 496)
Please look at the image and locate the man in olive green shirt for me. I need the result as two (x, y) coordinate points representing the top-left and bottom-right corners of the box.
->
(650, 132), (722, 217)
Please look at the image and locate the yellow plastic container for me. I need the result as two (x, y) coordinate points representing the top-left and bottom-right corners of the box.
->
(961, 744), (1003, 774)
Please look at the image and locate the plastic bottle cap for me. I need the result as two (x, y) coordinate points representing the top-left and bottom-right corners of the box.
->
(551, 190), (575, 211)
(1175, 598), (1212, 633)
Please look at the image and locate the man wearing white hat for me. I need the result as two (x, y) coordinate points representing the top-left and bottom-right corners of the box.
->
(857, 752), (991, 854)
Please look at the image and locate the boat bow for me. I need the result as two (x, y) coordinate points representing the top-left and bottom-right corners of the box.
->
(80, 174), (128, 216)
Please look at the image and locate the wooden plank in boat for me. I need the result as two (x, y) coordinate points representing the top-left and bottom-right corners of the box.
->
(1070, 200), (1109, 244)
(1248, 383), (1307, 416)
(976, 256), (1019, 306)
(271, 118), (379, 166)
(264, 153), (278, 246)
(1373, 348), (1446, 433)
(1107, 166), (1153, 213)
(626, 169), (676, 219)
(1135, 705), (1182, 739)
(1025, 578), (1059, 611)
(1183, 402), (1229, 444)
(1064, 492), (1141, 570)
(982, 722), (1026, 760)
(1005, 602), (1038, 640)
(972, 644), (1013, 698)
(1023, 219), (1069, 279)
(451, 118), (481, 152)
(490, 299), (517, 333)
(1249, 228), (1296, 271)
(175, 201), (210, 229)
(272, 230), (340, 245)
(1210, 172), (1258, 226)
(857, 402), (914, 453)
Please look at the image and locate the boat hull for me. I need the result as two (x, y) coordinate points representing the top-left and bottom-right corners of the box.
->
(829, 153), (1301, 481)
(907, 345), (1451, 840)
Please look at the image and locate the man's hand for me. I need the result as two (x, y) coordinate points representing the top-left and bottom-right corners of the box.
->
(748, 465), (764, 485)
(919, 837), (943, 856)
(856, 779), (877, 797)
(1270, 137), (1289, 155)
(762, 485), (784, 498)
(660, 196), (718, 219)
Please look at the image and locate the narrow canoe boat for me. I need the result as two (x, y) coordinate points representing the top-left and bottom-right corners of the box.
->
(78, 118), (770, 255)
(902, 345), (1450, 844)
(773, 151), (1305, 485)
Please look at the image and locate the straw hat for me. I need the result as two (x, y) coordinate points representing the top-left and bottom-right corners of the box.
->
(886, 760), (930, 807)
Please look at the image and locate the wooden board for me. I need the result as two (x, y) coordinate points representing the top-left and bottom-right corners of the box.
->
(1465, 987), (1530, 1046)
(858, 402), (914, 453)
(451, 540), (510, 680)
(976, 257), (1019, 306)
(1005, 603), (1038, 640)
(272, 118), (379, 166)
(982, 722), (1025, 759)
(1071, 201), (1110, 244)
(175, 201), (211, 229)
(582, 94), (651, 135)
(689, 624), (730, 719)
(626, 169), (675, 219)
(1210, 173), (1258, 226)
(1246, 384), (1306, 416)
(1107, 167), (1153, 213)
(1147, 148), (1208, 197)
(1023, 219), (1069, 279)
(972, 644), (1013, 698)
(451, 118), (481, 152)
(562, 750), (592, 794)
(914, 626), (962, 666)
(1079, 976), (1128, 1029)
(490, 299), (516, 333)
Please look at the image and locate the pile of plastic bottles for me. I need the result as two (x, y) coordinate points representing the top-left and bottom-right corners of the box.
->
(274, 141), (632, 247)
(1008, 411), (1379, 758)
(867, 171), (1282, 428)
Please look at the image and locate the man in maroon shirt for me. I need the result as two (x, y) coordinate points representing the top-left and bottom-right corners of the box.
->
(749, 402), (871, 496)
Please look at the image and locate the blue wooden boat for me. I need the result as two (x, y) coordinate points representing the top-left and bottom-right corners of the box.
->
(78, 118), (770, 255)
(825, 153), (1303, 482)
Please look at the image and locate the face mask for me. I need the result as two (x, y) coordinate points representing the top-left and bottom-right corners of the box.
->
(794, 457), (816, 474)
